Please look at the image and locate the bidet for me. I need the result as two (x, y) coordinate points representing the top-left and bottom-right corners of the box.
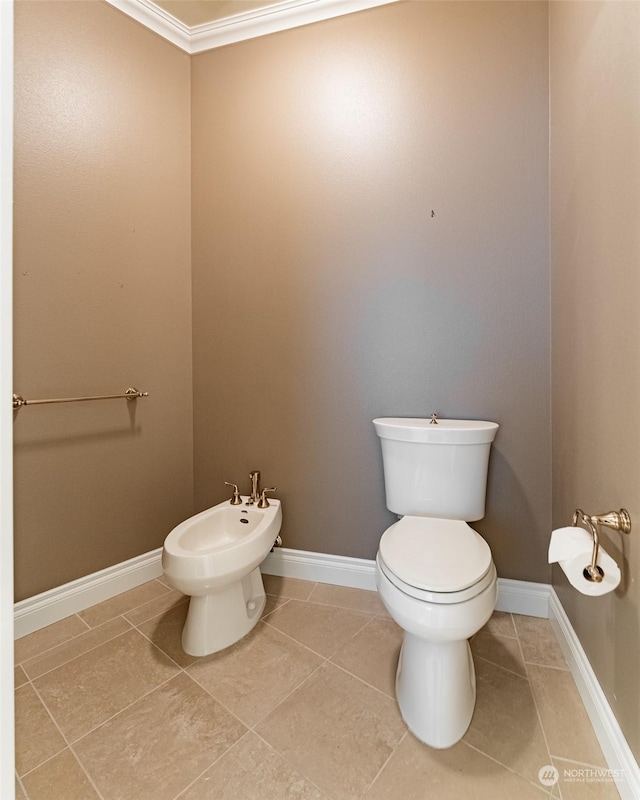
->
(162, 496), (282, 655)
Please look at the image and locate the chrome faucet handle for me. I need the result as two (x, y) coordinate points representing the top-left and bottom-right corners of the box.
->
(257, 487), (277, 509)
(224, 482), (243, 505)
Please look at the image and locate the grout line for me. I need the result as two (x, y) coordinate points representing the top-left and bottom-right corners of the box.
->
(15, 772), (28, 800)
(22, 619), (135, 681)
(15, 613), (94, 667)
(131, 623), (193, 672)
(184, 668), (255, 728)
(67, 743), (107, 800)
(75, 578), (174, 629)
(251, 728), (334, 800)
(523, 660), (571, 673)
(18, 742), (69, 780)
(462, 741), (552, 796)
(471, 652), (530, 681)
(511, 615), (557, 786)
(19, 679), (74, 777)
(260, 595), (292, 620)
(262, 579), (319, 603)
(169, 730), (254, 800)
(328, 659), (402, 703)
(260, 617), (336, 661)
(121, 593), (189, 627)
(66, 671), (183, 746)
(362, 729), (409, 797)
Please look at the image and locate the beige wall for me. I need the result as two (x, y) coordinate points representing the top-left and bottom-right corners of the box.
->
(14, 1), (552, 601)
(191, 1), (551, 579)
(550, 1), (640, 761)
(13, 1), (193, 600)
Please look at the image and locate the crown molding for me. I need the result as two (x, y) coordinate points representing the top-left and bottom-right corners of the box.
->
(104, 0), (399, 53)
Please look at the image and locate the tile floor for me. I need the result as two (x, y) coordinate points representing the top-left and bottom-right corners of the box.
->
(14, 575), (622, 800)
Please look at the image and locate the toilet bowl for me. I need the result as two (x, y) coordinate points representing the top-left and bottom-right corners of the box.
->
(376, 516), (497, 748)
(162, 497), (282, 657)
(373, 416), (499, 749)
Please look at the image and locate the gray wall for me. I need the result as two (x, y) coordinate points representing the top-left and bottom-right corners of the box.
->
(191, 1), (551, 580)
(550, 0), (640, 762)
(13, 0), (193, 600)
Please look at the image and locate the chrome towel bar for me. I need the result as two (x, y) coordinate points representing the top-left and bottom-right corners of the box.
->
(13, 387), (148, 410)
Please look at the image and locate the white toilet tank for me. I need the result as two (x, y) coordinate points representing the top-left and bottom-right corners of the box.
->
(373, 418), (499, 521)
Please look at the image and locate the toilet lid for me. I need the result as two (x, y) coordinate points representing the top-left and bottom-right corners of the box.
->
(378, 517), (492, 593)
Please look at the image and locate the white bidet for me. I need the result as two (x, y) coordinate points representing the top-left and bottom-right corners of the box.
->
(162, 498), (282, 656)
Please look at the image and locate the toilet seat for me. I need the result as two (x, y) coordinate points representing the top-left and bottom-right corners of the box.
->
(377, 517), (494, 604)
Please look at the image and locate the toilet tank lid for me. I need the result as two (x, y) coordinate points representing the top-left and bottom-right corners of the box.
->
(379, 517), (493, 593)
(373, 418), (498, 444)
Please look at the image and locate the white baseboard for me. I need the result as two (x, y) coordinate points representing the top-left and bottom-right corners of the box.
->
(12, 545), (639, 799)
(14, 548), (163, 639)
(548, 589), (640, 800)
(14, 546), (549, 638)
(261, 547), (378, 590)
(494, 577), (551, 618)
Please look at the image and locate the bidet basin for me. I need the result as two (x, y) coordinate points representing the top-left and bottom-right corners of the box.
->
(162, 498), (282, 594)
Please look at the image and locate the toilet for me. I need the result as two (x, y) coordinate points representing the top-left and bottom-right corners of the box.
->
(162, 497), (282, 657)
(373, 416), (499, 749)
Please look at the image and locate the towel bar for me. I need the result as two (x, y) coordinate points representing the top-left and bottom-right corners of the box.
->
(13, 387), (148, 410)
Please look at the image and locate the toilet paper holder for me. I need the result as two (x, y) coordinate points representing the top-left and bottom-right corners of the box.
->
(572, 508), (631, 583)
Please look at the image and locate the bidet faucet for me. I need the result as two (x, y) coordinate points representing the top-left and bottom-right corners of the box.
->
(247, 470), (260, 505)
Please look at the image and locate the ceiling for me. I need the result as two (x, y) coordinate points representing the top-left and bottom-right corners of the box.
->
(105, 0), (399, 53)
(152, 0), (285, 28)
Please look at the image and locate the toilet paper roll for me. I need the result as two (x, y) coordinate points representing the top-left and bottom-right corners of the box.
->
(548, 526), (620, 596)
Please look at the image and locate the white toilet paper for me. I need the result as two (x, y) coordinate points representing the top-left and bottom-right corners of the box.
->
(548, 526), (620, 596)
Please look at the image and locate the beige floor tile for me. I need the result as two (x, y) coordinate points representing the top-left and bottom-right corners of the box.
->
(552, 758), (622, 800)
(21, 747), (100, 800)
(15, 683), (66, 776)
(513, 615), (568, 669)
(188, 621), (322, 727)
(33, 628), (180, 742)
(257, 662), (406, 800)
(527, 664), (608, 766)
(463, 656), (551, 786)
(14, 664), (28, 689)
(365, 735), (548, 799)
(74, 673), (246, 800)
(179, 732), (328, 800)
(124, 588), (186, 626)
(22, 617), (132, 680)
(479, 610), (517, 638)
(261, 574), (317, 600)
(136, 601), (197, 669)
(331, 615), (402, 697)
(307, 582), (388, 614)
(471, 631), (527, 677)
(261, 594), (290, 618)
(265, 599), (373, 658)
(78, 580), (171, 628)
(14, 615), (90, 664)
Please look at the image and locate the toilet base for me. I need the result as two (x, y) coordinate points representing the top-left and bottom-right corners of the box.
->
(182, 567), (266, 656)
(396, 633), (476, 749)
